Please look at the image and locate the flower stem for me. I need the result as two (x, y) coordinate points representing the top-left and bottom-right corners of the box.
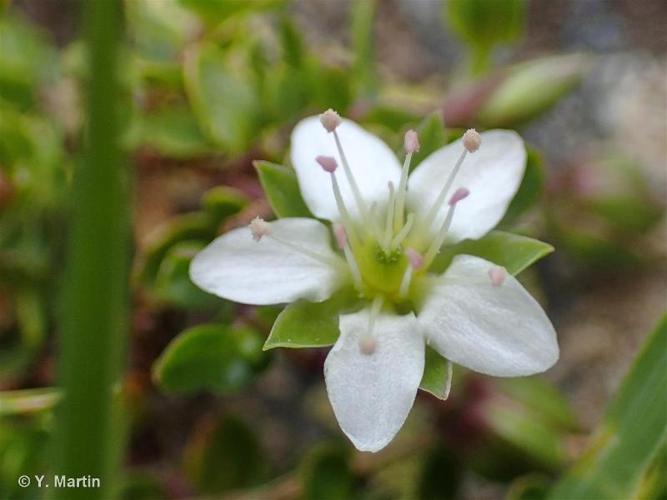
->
(54, 1), (129, 498)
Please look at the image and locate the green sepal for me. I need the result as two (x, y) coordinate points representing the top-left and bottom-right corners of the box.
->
(263, 288), (359, 351)
(419, 347), (452, 400)
(153, 323), (269, 394)
(431, 230), (554, 276)
(254, 160), (313, 218)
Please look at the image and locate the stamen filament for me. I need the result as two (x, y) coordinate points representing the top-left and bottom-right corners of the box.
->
(329, 172), (360, 246)
(333, 130), (370, 221)
(399, 265), (413, 297)
(394, 151), (412, 232)
(390, 213), (415, 249)
(384, 182), (396, 250)
(343, 244), (363, 289)
(422, 204), (457, 268)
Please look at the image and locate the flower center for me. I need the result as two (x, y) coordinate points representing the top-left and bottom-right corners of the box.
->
(316, 112), (481, 304)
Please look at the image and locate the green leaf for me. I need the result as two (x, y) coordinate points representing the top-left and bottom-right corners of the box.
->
(548, 315), (667, 500)
(500, 148), (545, 227)
(153, 242), (219, 309)
(478, 54), (590, 127)
(153, 324), (269, 394)
(201, 185), (248, 224)
(254, 160), (313, 218)
(264, 289), (359, 350)
(409, 111), (447, 170)
(507, 475), (550, 500)
(419, 347), (452, 400)
(350, 0), (377, 97)
(184, 415), (265, 494)
(431, 231), (554, 275)
(279, 15), (305, 69)
(184, 42), (259, 154)
(178, 0), (284, 22)
(300, 444), (355, 500)
(0, 388), (60, 416)
(138, 212), (215, 285)
(445, 0), (526, 49)
(137, 105), (211, 158)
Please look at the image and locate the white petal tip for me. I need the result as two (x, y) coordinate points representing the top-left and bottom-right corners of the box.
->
(320, 109), (342, 133)
(463, 128), (481, 152)
(249, 216), (271, 241)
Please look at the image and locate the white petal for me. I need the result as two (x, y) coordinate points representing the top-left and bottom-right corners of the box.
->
(190, 218), (344, 305)
(418, 255), (558, 377)
(291, 116), (402, 221)
(324, 310), (424, 452)
(408, 130), (526, 242)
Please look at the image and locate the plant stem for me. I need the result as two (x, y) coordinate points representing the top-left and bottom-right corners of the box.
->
(54, 0), (128, 498)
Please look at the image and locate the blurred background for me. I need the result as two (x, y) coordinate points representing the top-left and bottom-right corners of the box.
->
(0, 0), (665, 499)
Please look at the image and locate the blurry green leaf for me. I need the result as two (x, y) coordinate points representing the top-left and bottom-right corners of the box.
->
(279, 15), (305, 69)
(409, 111), (447, 170)
(431, 231), (554, 275)
(137, 105), (211, 158)
(201, 185), (248, 224)
(507, 474), (550, 500)
(500, 149), (545, 227)
(184, 415), (264, 494)
(363, 105), (421, 133)
(308, 63), (354, 112)
(418, 445), (463, 500)
(548, 315), (667, 500)
(446, 0), (526, 47)
(178, 0), (284, 22)
(264, 289), (358, 350)
(125, 0), (198, 63)
(0, 420), (51, 499)
(633, 445), (667, 500)
(184, 42), (259, 154)
(139, 212), (215, 285)
(420, 347), (452, 400)
(300, 443), (355, 500)
(478, 54), (590, 127)
(254, 160), (313, 218)
(0, 14), (57, 108)
(0, 388), (60, 416)
(350, 0), (377, 97)
(154, 323), (268, 394)
(496, 377), (578, 431)
(154, 242), (219, 309)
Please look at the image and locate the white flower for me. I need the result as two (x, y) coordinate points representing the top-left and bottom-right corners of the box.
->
(190, 111), (559, 453)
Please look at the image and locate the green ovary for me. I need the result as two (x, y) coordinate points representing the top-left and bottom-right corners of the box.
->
(354, 239), (410, 299)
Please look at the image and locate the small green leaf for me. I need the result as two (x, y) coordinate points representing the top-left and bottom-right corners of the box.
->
(500, 149), (545, 227)
(548, 315), (667, 500)
(153, 324), (269, 394)
(420, 347), (452, 400)
(264, 289), (359, 350)
(137, 105), (211, 158)
(201, 185), (248, 224)
(184, 42), (259, 154)
(300, 444), (355, 500)
(350, 0), (377, 97)
(431, 230), (554, 275)
(0, 388), (60, 416)
(254, 160), (313, 218)
(279, 15), (305, 69)
(407, 111), (448, 170)
(478, 54), (589, 127)
(154, 242), (219, 309)
(178, 0), (284, 22)
(184, 415), (265, 494)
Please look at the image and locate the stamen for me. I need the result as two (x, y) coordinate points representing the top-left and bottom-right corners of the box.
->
(383, 182), (396, 249)
(334, 224), (363, 289)
(399, 248), (423, 297)
(422, 187), (470, 268)
(332, 128), (370, 221)
(394, 130), (419, 231)
(358, 296), (383, 355)
(463, 128), (481, 153)
(488, 266), (507, 287)
(320, 109), (342, 133)
(405, 248), (424, 270)
(250, 217), (340, 267)
(249, 216), (271, 241)
(390, 213), (415, 248)
(316, 155), (337, 173)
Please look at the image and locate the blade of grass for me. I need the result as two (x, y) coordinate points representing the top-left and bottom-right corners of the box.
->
(548, 314), (667, 500)
(54, 0), (129, 498)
